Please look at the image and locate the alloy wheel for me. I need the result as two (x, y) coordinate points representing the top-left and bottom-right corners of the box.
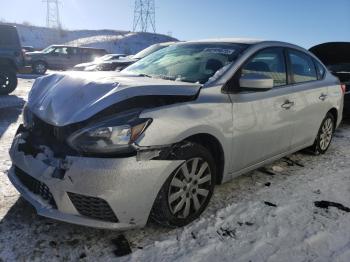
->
(35, 63), (46, 74)
(168, 158), (212, 219)
(319, 118), (333, 151)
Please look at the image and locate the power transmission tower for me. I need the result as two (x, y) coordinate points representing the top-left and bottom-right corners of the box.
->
(133, 0), (156, 33)
(43, 0), (61, 29)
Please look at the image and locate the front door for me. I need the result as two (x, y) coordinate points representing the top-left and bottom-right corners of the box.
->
(229, 47), (295, 173)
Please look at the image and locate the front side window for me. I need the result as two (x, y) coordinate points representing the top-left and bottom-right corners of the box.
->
(123, 43), (248, 84)
(241, 48), (287, 87)
(288, 50), (317, 83)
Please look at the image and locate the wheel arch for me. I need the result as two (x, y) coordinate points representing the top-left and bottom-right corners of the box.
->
(181, 133), (225, 185)
(327, 107), (338, 127)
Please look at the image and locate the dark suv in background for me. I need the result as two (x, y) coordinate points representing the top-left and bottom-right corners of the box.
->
(0, 24), (24, 95)
(25, 45), (107, 74)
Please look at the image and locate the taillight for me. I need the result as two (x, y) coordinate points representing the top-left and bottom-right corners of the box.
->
(340, 84), (346, 95)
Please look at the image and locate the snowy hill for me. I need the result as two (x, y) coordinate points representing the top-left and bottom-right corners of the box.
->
(3, 23), (177, 54)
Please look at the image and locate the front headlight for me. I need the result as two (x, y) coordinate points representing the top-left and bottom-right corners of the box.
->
(67, 111), (152, 154)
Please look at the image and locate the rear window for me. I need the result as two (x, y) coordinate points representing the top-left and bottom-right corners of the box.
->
(0, 27), (19, 47)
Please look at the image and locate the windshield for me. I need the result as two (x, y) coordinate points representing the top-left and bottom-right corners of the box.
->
(123, 43), (248, 84)
(132, 44), (168, 60)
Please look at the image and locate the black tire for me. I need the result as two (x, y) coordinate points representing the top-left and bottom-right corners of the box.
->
(151, 142), (216, 227)
(32, 61), (47, 75)
(311, 113), (335, 154)
(0, 68), (17, 95)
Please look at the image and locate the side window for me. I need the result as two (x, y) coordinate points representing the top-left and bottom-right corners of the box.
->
(288, 50), (317, 83)
(314, 59), (326, 79)
(53, 47), (69, 55)
(67, 47), (78, 56)
(241, 48), (287, 87)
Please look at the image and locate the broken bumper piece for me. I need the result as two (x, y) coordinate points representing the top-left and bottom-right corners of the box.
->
(8, 133), (183, 230)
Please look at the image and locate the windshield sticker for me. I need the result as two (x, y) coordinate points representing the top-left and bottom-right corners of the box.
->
(203, 48), (235, 55)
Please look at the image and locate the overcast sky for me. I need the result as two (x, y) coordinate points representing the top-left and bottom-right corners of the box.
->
(2, 0), (350, 48)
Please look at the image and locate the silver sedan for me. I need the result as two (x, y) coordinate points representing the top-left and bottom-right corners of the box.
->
(9, 39), (344, 229)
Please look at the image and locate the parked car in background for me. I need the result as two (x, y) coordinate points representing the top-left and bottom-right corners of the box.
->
(0, 24), (24, 95)
(9, 39), (343, 230)
(310, 42), (350, 116)
(104, 41), (177, 71)
(25, 45), (107, 74)
(73, 53), (126, 71)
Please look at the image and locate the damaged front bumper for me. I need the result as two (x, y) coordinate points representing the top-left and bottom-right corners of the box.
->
(8, 129), (183, 230)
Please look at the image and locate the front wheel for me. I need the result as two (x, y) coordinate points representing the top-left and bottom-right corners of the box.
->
(311, 113), (335, 154)
(0, 68), (17, 95)
(151, 142), (216, 227)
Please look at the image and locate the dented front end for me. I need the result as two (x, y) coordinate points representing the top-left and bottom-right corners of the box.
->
(9, 124), (184, 229)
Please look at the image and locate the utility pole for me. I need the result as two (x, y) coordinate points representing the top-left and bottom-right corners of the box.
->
(43, 0), (61, 29)
(133, 0), (156, 33)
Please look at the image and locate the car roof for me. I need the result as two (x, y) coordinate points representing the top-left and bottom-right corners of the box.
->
(185, 38), (307, 48)
(187, 38), (264, 44)
(181, 38), (312, 54)
(50, 45), (105, 50)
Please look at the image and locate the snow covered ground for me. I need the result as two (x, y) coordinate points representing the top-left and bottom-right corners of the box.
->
(7, 23), (177, 54)
(0, 76), (350, 261)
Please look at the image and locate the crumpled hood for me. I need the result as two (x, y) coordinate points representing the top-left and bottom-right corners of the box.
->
(27, 72), (201, 126)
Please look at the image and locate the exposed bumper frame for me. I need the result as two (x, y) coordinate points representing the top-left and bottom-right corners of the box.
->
(9, 133), (183, 230)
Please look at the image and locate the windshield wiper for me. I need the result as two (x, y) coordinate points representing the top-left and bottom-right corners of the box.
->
(156, 75), (177, 81)
(137, 73), (152, 78)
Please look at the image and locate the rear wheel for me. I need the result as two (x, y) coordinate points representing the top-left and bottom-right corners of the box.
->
(151, 142), (216, 227)
(311, 113), (335, 154)
(0, 68), (17, 95)
(32, 61), (47, 75)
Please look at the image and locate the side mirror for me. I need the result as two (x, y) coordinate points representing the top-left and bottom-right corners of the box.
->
(239, 73), (274, 90)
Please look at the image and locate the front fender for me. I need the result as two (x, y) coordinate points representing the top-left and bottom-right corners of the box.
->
(137, 90), (233, 179)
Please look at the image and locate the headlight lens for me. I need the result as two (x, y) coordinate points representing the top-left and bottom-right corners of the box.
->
(67, 112), (152, 154)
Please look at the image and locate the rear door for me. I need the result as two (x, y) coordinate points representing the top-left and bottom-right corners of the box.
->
(286, 49), (329, 148)
(229, 47), (296, 172)
(66, 47), (82, 68)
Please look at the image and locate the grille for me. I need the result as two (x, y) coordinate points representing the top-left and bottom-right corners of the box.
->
(68, 192), (119, 223)
(14, 167), (57, 208)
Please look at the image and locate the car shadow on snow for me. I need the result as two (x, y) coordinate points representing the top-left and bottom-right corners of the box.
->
(0, 197), (119, 260)
(0, 196), (162, 260)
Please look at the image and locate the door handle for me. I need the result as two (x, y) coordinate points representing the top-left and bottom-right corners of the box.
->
(281, 100), (295, 110)
(319, 93), (328, 101)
